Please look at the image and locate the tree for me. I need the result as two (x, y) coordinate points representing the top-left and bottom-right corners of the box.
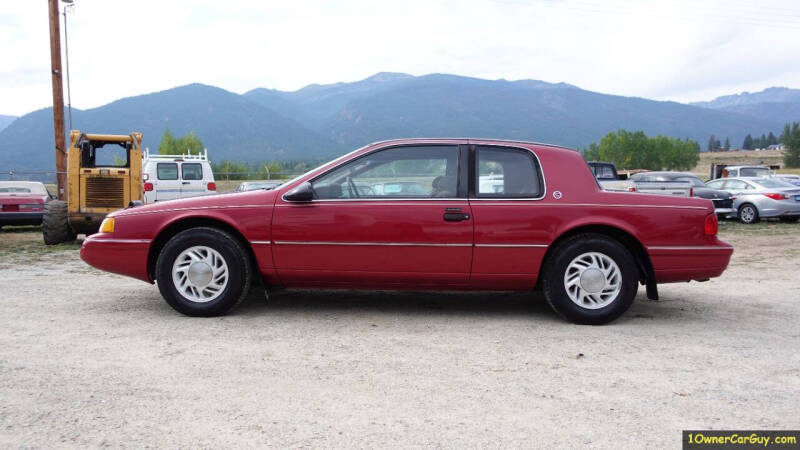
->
(582, 129), (698, 171)
(707, 135), (717, 152)
(782, 121), (800, 168)
(767, 131), (778, 146)
(158, 129), (205, 155)
(760, 134), (767, 149)
(742, 134), (753, 150)
(724, 138), (730, 151)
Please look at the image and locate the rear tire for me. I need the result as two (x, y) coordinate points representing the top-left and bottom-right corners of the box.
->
(542, 234), (639, 325)
(738, 203), (759, 224)
(42, 200), (76, 245)
(155, 227), (252, 317)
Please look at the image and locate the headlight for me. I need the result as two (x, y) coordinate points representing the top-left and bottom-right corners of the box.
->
(99, 217), (115, 233)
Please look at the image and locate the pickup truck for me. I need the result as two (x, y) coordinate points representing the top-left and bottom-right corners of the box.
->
(587, 162), (692, 196)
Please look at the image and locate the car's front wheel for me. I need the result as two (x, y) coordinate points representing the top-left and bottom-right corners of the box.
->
(155, 227), (252, 316)
(542, 234), (639, 325)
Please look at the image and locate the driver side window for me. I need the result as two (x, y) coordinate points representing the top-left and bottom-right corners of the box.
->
(311, 145), (460, 199)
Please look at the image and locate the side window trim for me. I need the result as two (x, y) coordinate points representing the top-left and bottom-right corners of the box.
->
(307, 144), (466, 201)
(470, 144), (546, 200)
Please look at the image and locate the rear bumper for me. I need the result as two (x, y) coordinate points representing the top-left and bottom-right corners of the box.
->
(80, 234), (152, 283)
(647, 241), (734, 283)
(714, 207), (735, 218)
(0, 211), (43, 225)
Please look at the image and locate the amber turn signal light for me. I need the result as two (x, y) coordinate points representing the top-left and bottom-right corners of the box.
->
(99, 217), (115, 234)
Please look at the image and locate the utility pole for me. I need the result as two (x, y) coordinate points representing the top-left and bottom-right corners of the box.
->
(48, 0), (67, 200)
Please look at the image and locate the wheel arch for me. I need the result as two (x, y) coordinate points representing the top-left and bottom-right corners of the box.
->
(538, 223), (658, 300)
(147, 215), (259, 283)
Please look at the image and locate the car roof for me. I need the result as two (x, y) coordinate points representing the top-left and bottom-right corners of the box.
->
(366, 137), (575, 152)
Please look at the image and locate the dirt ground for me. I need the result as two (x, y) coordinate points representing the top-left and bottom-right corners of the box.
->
(1, 223), (799, 448)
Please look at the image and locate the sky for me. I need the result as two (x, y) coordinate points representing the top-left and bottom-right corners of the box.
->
(1, 0), (800, 117)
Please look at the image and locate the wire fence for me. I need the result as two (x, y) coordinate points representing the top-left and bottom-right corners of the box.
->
(0, 170), (299, 183)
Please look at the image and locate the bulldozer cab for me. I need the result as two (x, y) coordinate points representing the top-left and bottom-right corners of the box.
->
(43, 131), (144, 244)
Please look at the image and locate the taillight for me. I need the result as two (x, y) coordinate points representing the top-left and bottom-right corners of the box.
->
(627, 187), (636, 192)
(763, 193), (788, 200)
(689, 187), (694, 197)
(207, 182), (217, 191)
(704, 213), (718, 236)
(143, 182), (154, 192)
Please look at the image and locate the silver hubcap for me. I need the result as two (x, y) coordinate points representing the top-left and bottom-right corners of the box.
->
(741, 206), (755, 222)
(564, 252), (622, 309)
(172, 246), (229, 303)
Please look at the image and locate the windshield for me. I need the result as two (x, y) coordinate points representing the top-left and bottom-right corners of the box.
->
(0, 183), (48, 195)
(756, 178), (796, 189)
(739, 167), (770, 177)
(675, 176), (706, 188)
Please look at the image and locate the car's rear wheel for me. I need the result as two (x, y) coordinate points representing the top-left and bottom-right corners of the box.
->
(542, 234), (639, 325)
(738, 203), (759, 224)
(155, 227), (251, 316)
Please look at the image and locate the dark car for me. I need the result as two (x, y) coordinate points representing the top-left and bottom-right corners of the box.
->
(629, 172), (735, 218)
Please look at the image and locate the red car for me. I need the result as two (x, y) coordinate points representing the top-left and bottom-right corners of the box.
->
(81, 139), (733, 324)
(0, 181), (51, 228)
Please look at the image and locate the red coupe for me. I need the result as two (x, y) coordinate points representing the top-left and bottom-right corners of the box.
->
(81, 139), (733, 324)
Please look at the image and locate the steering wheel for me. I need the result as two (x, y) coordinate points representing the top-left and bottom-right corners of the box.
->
(346, 176), (360, 198)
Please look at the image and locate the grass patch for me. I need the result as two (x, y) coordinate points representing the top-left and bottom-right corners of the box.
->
(718, 219), (800, 236)
(0, 226), (81, 259)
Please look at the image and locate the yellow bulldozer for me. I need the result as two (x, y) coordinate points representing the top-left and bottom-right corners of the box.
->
(43, 131), (143, 244)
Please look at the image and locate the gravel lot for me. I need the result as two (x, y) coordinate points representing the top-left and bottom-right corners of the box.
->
(1, 223), (799, 447)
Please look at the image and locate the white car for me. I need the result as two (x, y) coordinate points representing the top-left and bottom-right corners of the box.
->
(142, 149), (216, 203)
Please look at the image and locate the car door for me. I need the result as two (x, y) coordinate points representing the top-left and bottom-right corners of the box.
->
(154, 162), (181, 202)
(271, 144), (473, 287)
(180, 162), (206, 198)
(468, 144), (548, 289)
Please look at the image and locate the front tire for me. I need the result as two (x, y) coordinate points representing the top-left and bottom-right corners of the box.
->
(155, 227), (252, 316)
(542, 234), (639, 325)
(738, 203), (759, 224)
(42, 200), (76, 245)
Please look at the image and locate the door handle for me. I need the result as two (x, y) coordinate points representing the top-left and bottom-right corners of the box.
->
(182, 181), (190, 185)
(443, 212), (470, 222)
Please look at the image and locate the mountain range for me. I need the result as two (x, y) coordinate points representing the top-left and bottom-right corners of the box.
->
(1, 73), (797, 171)
(0, 115), (16, 133)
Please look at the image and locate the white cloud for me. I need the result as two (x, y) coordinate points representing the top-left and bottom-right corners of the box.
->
(1, 0), (799, 116)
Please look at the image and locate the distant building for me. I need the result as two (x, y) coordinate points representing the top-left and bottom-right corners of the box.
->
(766, 144), (785, 151)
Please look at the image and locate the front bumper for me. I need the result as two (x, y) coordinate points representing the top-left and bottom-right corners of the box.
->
(80, 234), (152, 283)
(0, 211), (43, 226)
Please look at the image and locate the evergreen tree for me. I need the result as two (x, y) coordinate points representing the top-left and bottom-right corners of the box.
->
(767, 132), (778, 146)
(724, 138), (730, 151)
(743, 134), (753, 150)
(782, 122), (800, 168)
(707, 135), (717, 152)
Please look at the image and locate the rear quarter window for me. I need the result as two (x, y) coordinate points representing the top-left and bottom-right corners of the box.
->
(475, 146), (543, 198)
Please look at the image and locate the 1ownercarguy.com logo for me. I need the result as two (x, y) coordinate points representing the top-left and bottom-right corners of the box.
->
(683, 430), (799, 449)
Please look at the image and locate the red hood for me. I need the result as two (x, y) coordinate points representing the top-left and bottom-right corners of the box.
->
(112, 190), (278, 217)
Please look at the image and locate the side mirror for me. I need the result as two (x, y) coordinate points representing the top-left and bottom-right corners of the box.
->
(284, 182), (314, 202)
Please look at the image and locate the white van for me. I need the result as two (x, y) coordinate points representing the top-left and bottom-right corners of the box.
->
(142, 149), (216, 203)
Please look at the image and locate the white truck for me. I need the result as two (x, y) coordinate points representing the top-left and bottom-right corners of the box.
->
(587, 162), (692, 196)
(142, 149), (217, 203)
